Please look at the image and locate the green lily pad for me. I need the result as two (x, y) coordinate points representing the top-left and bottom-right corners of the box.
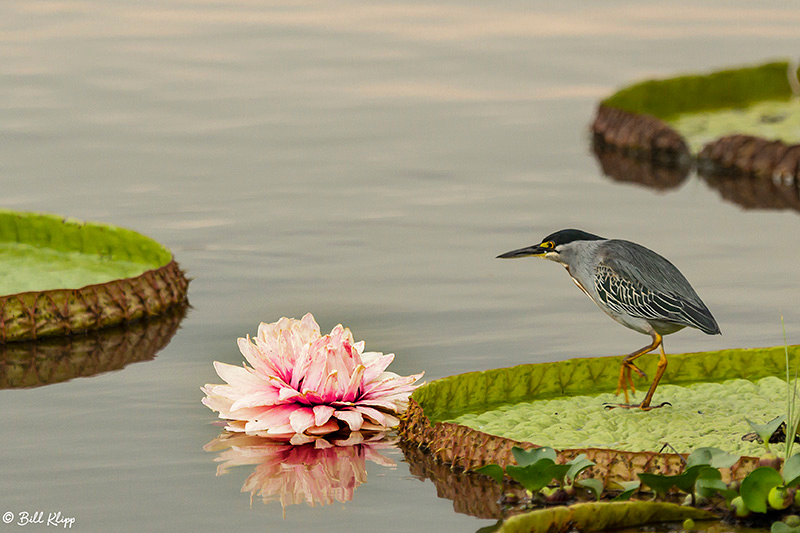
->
(400, 345), (800, 478)
(414, 346), (799, 423)
(604, 61), (798, 122)
(669, 98), (800, 152)
(450, 376), (788, 456)
(0, 210), (189, 342)
(0, 242), (152, 294)
(595, 60), (800, 159)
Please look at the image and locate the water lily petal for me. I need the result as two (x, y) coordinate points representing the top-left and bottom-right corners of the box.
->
(236, 337), (280, 381)
(318, 370), (341, 403)
(302, 390), (326, 405)
(361, 353), (395, 382)
(352, 405), (395, 427)
(289, 407), (315, 434)
(278, 386), (303, 402)
(352, 398), (399, 410)
(306, 419), (340, 435)
(359, 420), (386, 432)
(297, 341), (327, 391)
(225, 420), (248, 432)
(334, 410), (364, 431)
(341, 364), (365, 403)
(213, 361), (263, 390)
(298, 312), (321, 340)
(264, 428), (296, 439)
(200, 389), (234, 416)
(361, 372), (424, 399)
(313, 405), (335, 427)
(242, 404), (295, 432)
(230, 388), (282, 411)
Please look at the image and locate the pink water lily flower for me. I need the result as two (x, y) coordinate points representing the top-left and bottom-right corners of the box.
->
(202, 313), (423, 438)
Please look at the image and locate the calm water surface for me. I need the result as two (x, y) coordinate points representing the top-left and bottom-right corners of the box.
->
(2, 1), (800, 531)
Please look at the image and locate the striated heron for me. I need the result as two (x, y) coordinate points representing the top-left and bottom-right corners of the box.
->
(498, 229), (720, 410)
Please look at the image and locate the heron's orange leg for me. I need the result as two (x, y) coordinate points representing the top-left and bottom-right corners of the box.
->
(639, 342), (668, 410)
(613, 331), (662, 404)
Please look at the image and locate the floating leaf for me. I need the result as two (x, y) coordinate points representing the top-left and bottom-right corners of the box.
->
(576, 478), (604, 501)
(783, 453), (800, 487)
(674, 465), (712, 493)
(611, 480), (641, 502)
(685, 447), (740, 469)
(512, 446), (556, 467)
(566, 454), (596, 483)
(476, 464), (504, 485)
(740, 466), (784, 513)
(638, 473), (678, 498)
(773, 522), (800, 533)
(496, 501), (716, 533)
(545, 463), (572, 486)
(507, 459), (556, 492)
(694, 467), (736, 501)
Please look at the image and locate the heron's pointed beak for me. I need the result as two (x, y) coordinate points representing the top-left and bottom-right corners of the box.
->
(496, 244), (547, 259)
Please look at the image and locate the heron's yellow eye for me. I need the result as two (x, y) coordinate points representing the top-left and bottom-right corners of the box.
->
(540, 241), (555, 249)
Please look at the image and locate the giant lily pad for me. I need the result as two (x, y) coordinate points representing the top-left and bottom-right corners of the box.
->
(592, 61), (800, 180)
(399, 345), (800, 482)
(0, 211), (189, 342)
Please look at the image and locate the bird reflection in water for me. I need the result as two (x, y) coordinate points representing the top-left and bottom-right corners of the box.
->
(204, 430), (396, 513)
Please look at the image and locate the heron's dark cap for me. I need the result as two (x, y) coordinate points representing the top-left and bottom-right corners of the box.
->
(541, 229), (605, 246)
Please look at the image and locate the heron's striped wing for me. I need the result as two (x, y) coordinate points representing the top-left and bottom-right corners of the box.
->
(593, 262), (718, 334)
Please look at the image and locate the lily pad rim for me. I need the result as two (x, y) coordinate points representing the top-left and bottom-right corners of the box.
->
(0, 210), (188, 342)
(601, 59), (800, 121)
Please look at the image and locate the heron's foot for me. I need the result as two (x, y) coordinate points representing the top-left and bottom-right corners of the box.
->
(615, 365), (633, 403)
(603, 401), (672, 411)
(614, 362), (646, 403)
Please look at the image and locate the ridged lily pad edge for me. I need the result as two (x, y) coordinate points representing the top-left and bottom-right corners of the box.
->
(591, 61), (800, 179)
(0, 211), (189, 342)
(398, 345), (800, 482)
(496, 501), (717, 533)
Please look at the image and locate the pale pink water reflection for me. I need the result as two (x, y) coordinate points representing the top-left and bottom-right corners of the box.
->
(205, 431), (396, 511)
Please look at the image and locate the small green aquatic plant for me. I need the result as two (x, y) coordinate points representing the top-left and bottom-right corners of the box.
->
(477, 446), (599, 503)
(783, 316), (800, 460)
(747, 416), (787, 454)
(637, 447), (739, 503)
(732, 320), (800, 526)
(476, 444), (800, 530)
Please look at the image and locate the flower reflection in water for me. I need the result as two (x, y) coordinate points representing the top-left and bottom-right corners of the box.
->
(204, 430), (396, 511)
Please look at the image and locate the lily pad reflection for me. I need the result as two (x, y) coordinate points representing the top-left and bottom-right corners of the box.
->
(0, 304), (187, 388)
(591, 139), (690, 191)
(204, 431), (396, 511)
